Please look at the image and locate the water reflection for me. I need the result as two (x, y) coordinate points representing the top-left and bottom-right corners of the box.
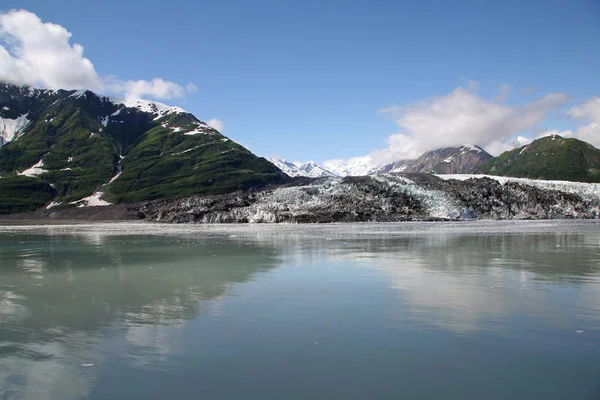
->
(303, 233), (600, 333)
(0, 221), (599, 399)
(0, 231), (281, 399)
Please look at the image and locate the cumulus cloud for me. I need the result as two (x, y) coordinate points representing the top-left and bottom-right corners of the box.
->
(323, 83), (573, 169)
(554, 97), (600, 147)
(119, 79), (197, 100)
(0, 9), (100, 90)
(0, 9), (195, 100)
(485, 136), (532, 156)
(206, 119), (224, 132)
(372, 86), (569, 162)
(528, 98), (600, 148)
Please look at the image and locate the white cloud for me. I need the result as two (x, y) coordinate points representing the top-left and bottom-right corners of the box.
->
(206, 119), (224, 132)
(0, 9), (195, 100)
(120, 78), (197, 100)
(485, 136), (532, 156)
(323, 83), (570, 168)
(554, 97), (600, 147)
(328, 85), (566, 167)
(377, 86), (567, 160)
(0, 9), (100, 90)
(475, 95), (600, 153)
(528, 98), (600, 149)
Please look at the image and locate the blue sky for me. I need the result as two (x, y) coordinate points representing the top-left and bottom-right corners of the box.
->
(1, 0), (599, 164)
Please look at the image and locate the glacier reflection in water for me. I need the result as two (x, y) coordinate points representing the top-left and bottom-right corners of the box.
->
(0, 221), (599, 400)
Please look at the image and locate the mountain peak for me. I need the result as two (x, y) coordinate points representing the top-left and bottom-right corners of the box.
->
(107, 96), (187, 117)
(478, 135), (600, 182)
(0, 83), (287, 213)
(268, 157), (335, 178)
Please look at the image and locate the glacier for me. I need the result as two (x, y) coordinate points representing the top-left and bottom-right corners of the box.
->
(139, 174), (600, 223)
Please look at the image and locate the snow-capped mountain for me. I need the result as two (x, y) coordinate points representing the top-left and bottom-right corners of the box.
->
(268, 157), (335, 178)
(406, 144), (492, 174)
(324, 145), (492, 176)
(0, 83), (286, 214)
(0, 85), (194, 146)
(273, 144), (493, 178)
(322, 156), (380, 177)
(370, 160), (414, 175)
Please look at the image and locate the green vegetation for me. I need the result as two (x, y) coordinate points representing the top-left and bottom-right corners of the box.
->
(0, 100), (118, 203)
(0, 84), (287, 213)
(106, 126), (284, 203)
(0, 176), (55, 214)
(478, 136), (600, 182)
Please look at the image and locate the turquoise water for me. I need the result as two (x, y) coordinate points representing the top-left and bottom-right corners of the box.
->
(0, 221), (599, 399)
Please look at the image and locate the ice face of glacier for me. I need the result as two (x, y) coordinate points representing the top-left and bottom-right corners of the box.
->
(139, 174), (600, 223)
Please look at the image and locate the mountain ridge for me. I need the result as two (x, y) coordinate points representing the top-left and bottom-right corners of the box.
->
(0, 83), (287, 214)
(276, 145), (493, 177)
(267, 157), (335, 178)
(272, 138), (600, 183)
(477, 135), (600, 182)
(2, 83), (600, 216)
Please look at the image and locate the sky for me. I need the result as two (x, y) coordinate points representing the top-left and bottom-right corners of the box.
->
(1, 0), (599, 166)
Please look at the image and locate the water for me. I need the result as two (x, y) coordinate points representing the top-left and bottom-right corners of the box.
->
(0, 221), (599, 400)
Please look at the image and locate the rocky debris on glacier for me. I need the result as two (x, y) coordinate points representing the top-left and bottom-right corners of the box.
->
(138, 174), (600, 223)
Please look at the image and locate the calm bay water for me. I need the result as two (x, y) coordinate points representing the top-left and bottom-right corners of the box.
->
(0, 221), (599, 399)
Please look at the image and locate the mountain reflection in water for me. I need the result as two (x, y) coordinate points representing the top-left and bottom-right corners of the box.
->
(0, 221), (599, 400)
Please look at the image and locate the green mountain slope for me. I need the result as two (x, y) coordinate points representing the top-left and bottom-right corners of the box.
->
(0, 84), (287, 213)
(478, 135), (600, 182)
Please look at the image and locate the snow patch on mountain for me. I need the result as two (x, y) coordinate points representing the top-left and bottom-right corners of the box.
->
(17, 159), (47, 177)
(461, 144), (483, 153)
(183, 126), (211, 136)
(46, 201), (62, 209)
(107, 97), (186, 119)
(70, 191), (112, 207)
(390, 163), (410, 173)
(69, 90), (88, 99)
(0, 113), (31, 144)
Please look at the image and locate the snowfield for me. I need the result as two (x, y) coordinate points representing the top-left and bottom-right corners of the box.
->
(0, 113), (31, 144)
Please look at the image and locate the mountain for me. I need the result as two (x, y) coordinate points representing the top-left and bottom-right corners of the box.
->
(0, 84), (287, 214)
(278, 145), (492, 177)
(370, 160), (413, 175)
(268, 157), (335, 178)
(408, 145), (492, 174)
(322, 156), (380, 177)
(370, 145), (492, 175)
(477, 135), (600, 182)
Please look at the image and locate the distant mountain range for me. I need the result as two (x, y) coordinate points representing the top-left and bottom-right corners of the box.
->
(272, 145), (493, 177)
(267, 158), (335, 178)
(1, 83), (599, 216)
(271, 138), (600, 183)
